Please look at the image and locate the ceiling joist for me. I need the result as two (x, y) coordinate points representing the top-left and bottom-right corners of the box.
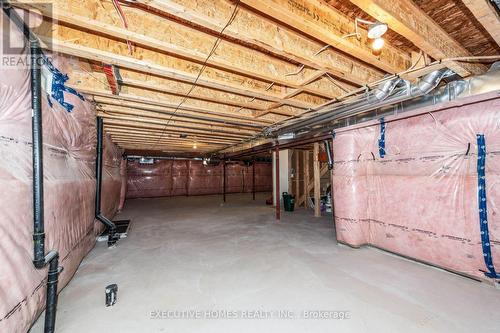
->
(349, 0), (487, 76)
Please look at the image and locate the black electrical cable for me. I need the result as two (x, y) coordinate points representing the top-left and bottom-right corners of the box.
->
(150, 0), (241, 151)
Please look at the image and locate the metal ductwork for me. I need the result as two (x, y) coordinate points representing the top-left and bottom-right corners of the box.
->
(271, 62), (500, 138)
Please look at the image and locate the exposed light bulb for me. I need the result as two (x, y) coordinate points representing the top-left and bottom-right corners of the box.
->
(372, 37), (385, 51)
(193, 143), (197, 149)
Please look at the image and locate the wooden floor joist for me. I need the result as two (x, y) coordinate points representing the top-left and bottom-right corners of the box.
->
(131, 0), (385, 85)
(237, 0), (411, 73)
(349, 0), (487, 76)
(14, 1), (348, 98)
(9, 0), (491, 154)
(461, 0), (500, 47)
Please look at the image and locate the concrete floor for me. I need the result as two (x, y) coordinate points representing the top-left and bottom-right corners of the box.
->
(32, 193), (500, 333)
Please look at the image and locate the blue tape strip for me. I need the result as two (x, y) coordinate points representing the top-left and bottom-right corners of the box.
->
(44, 55), (84, 112)
(378, 118), (386, 158)
(477, 134), (498, 279)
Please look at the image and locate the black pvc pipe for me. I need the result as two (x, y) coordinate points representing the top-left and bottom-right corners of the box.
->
(43, 251), (60, 333)
(31, 38), (46, 269)
(95, 117), (118, 246)
(3, 5), (63, 332)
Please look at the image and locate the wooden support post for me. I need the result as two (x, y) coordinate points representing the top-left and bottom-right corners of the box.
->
(275, 147), (280, 220)
(252, 158), (256, 201)
(295, 150), (300, 199)
(223, 160), (226, 203)
(303, 150), (310, 208)
(313, 143), (321, 217)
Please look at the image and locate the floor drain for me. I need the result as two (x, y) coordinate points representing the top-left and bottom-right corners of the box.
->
(97, 219), (131, 242)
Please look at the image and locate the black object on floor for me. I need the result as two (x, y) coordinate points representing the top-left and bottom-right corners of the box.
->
(99, 220), (131, 241)
(105, 284), (118, 307)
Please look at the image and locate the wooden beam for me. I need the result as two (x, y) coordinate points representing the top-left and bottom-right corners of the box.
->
(256, 70), (327, 117)
(98, 113), (256, 136)
(95, 98), (270, 127)
(102, 119), (250, 139)
(68, 69), (275, 115)
(15, 0), (348, 98)
(68, 82), (279, 124)
(313, 142), (321, 217)
(38, 35), (314, 109)
(97, 105), (263, 131)
(349, 0), (486, 76)
(109, 133), (234, 145)
(107, 130), (238, 144)
(462, 0), (500, 47)
(103, 124), (247, 141)
(14, 1), (341, 99)
(111, 138), (223, 147)
(132, 0), (385, 85)
(237, 0), (410, 73)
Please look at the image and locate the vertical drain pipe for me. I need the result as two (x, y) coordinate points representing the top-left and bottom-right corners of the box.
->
(31, 37), (61, 333)
(95, 117), (118, 246)
(2, 5), (63, 333)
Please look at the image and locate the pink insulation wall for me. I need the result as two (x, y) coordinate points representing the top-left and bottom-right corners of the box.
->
(126, 160), (272, 199)
(332, 92), (500, 280)
(0, 31), (125, 333)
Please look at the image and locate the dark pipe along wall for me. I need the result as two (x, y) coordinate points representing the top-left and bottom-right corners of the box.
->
(95, 117), (119, 246)
(2, 5), (62, 333)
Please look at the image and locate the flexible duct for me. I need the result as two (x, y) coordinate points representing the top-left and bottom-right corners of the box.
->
(272, 68), (452, 136)
(324, 139), (333, 170)
(273, 63), (500, 137)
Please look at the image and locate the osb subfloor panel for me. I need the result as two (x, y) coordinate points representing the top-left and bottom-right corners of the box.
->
(31, 193), (500, 332)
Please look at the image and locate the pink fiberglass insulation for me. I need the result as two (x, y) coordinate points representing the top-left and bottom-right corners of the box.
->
(126, 160), (272, 199)
(332, 91), (500, 280)
(0, 29), (124, 333)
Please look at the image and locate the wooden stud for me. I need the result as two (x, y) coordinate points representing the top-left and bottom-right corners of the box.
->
(313, 142), (321, 217)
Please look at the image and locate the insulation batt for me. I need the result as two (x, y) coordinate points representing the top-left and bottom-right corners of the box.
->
(126, 160), (272, 198)
(332, 91), (500, 280)
(0, 26), (125, 333)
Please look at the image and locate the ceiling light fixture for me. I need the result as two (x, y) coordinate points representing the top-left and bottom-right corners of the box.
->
(366, 21), (388, 39)
(342, 18), (388, 52)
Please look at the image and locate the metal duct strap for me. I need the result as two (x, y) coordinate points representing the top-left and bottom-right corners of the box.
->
(378, 118), (386, 158)
(476, 134), (498, 279)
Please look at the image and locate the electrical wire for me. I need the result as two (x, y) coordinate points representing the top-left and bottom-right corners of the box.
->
(111, 0), (134, 54)
(149, 0), (241, 151)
